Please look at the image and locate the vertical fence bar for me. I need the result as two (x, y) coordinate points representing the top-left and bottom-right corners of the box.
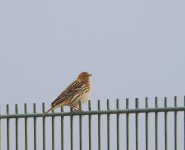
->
(70, 108), (73, 150)
(98, 100), (101, 150)
(52, 109), (55, 150)
(79, 102), (82, 150)
(15, 104), (18, 150)
(174, 96), (177, 150)
(24, 103), (28, 150)
(107, 99), (110, 150)
(126, 98), (129, 150)
(6, 104), (10, 150)
(155, 97), (158, 150)
(145, 97), (148, 150)
(61, 107), (64, 150)
(184, 96), (185, 150)
(88, 101), (92, 150)
(116, 99), (120, 150)
(0, 105), (1, 150)
(42, 103), (46, 150)
(33, 103), (37, 150)
(164, 97), (168, 150)
(135, 98), (139, 150)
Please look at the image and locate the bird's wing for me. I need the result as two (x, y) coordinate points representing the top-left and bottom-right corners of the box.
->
(44, 81), (88, 115)
(51, 80), (84, 107)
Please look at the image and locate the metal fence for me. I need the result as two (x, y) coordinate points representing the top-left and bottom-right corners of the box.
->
(0, 97), (185, 150)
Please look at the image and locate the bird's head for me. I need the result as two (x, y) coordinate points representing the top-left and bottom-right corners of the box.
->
(77, 72), (92, 84)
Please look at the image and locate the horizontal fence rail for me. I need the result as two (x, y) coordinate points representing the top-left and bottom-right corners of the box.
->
(1, 106), (185, 119)
(0, 96), (185, 150)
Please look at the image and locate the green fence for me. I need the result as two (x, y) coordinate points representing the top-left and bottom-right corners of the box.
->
(0, 97), (185, 150)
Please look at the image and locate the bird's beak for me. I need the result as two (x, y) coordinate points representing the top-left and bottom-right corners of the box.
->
(89, 74), (92, 76)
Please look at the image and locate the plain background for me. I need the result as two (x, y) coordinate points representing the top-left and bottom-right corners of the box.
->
(0, 0), (185, 150)
(0, 1), (185, 105)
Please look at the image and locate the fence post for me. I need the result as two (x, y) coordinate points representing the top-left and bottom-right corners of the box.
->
(6, 104), (10, 150)
(116, 99), (120, 150)
(15, 104), (18, 150)
(174, 96), (177, 150)
(164, 97), (168, 150)
(126, 98), (129, 150)
(155, 97), (158, 150)
(88, 101), (92, 150)
(98, 100), (101, 150)
(24, 103), (28, 150)
(135, 98), (139, 150)
(145, 97), (149, 150)
(42, 103), (46, 150)
(0, 105), (1, 150)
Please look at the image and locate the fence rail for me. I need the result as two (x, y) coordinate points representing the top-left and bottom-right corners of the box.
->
(0, 97), (185, 150)
(1, 106), (185, 119)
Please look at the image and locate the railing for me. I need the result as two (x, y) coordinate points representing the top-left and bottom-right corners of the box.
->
(0, 97), (185, 150)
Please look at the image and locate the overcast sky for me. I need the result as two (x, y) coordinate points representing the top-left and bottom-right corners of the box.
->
(0, 0), (185, 106)
(0, 1), (185, 149)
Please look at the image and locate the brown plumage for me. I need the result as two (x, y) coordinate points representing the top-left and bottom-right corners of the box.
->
(45, 72), (92, 114)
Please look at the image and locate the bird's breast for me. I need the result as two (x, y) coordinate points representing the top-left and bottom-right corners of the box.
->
(80, 89), (91, 103)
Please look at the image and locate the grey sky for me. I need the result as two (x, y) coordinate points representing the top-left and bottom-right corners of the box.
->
(0, 1), (185, 149)
(0, 1), (185, 106)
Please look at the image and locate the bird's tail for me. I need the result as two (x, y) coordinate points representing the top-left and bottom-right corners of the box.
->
(44, 107), (54, 115)
(43, 105), (57, 115)
(43, 102), (66, 115)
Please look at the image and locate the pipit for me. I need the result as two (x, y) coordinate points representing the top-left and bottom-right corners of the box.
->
(45, 72), (92, 114)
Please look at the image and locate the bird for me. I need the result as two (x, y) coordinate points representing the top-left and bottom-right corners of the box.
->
(45, 72), (92, 114)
